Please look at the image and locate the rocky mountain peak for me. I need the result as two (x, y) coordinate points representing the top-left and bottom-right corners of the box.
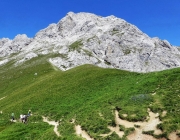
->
(0, 12), (180, 72)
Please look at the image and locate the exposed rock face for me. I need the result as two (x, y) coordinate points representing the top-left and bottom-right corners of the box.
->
(0, 12), (180, 72)
(0, 34), (32, 57)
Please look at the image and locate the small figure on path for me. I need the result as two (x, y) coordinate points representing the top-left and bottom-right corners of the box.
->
(20, 114), (28, 123)
(11, 113), (15, 122)
(28, 109), (32, 116)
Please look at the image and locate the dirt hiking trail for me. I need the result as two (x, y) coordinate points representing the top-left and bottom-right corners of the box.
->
(42, 116), (60, 137)
(0, 96), (6, 101)
(0, 96), (7, 114)
(101, 109), (165, 140)
(75, 125), (94, 140)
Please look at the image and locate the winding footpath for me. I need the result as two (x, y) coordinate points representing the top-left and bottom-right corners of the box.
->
(42, 116), (60, 137)
(101, 109), (164, 140)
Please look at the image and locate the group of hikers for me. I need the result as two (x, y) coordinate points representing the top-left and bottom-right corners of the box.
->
(11, 109), (32, 123)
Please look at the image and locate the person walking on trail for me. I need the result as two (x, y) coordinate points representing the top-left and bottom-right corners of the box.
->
(11, 113), (15, 122)
(20, 114), (28, 123)
(23, 115), (28, 123)
(28, 109), (32, 116)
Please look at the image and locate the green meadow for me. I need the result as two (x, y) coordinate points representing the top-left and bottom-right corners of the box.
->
(0, 54), (180, 139)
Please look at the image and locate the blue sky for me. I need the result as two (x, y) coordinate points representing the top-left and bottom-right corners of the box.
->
(1, 0), (180, 46)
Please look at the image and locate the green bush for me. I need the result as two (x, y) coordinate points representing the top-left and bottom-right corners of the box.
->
(134, 124), (140, 128)
(142, 130), (154, 135)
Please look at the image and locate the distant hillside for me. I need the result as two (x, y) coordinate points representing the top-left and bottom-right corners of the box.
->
(0, 12), (180, 72)
(0, 54), (180, 139)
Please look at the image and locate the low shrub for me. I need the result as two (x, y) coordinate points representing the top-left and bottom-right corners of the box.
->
(142, 130), (154, 135)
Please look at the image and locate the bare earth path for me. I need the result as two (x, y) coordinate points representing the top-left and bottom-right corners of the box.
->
(0, 96), (7, 114)
(120, 109), (164, 140)
(0, 96), (6, 101)
(168, 132), (180, 140)
(75, 125), (94, 140)
(100, 109), (165, 140)
(42, 116), (60, 137)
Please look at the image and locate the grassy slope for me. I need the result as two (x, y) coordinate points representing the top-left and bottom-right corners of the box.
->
(0, 55), (180, 139)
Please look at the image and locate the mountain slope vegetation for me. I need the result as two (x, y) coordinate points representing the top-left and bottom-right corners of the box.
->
(0, 54), (180, 139)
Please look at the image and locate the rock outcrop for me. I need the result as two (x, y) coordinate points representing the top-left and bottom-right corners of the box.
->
(0, 34), (32, 57)
(0, 12), (180, 72)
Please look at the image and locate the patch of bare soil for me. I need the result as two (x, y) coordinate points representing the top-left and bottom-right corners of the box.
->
(75, 125), (94, 140)
(127, 128), (163, 140)
(122, 114), (128, 117)
(107, 126), (124, 137)
(143, 111), (162, 135)
(10, 119), (17, 122)
(168, 132), (180, 140)
(162, 111), (167, 117)
(99, 131), (113, 137)
(0, 96), (6, 100)
(42, 116), (60, 137)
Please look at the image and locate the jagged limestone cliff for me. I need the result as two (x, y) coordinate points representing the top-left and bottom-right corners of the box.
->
(0, 12), (180, 72)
